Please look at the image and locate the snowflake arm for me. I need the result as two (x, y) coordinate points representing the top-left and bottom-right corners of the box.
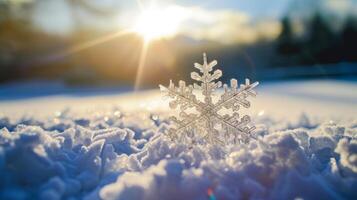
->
(215, 78), (259, 112)
(191, 53), (222, 105)
(159, 80), (203, 111)
(159, 80), (204, 140)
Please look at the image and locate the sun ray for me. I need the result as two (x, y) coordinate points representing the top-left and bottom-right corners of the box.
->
(26, 30), (132, 67)
(134, 40), (150, 91)
(65, 30), (131, 56)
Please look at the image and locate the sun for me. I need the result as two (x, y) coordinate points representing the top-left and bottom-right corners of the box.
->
(133, 6), (184, 41)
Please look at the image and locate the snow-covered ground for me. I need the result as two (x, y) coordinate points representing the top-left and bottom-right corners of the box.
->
(0, 80), (356, 200)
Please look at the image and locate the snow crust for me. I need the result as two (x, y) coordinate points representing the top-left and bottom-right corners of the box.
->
(0, 107), (356, 200)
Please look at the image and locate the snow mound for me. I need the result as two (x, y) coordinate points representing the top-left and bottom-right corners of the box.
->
(0, 109), (356, 200)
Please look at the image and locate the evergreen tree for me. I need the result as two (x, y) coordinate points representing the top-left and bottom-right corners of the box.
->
(342, 17), (357, 62)
(277, 17), (299, 55)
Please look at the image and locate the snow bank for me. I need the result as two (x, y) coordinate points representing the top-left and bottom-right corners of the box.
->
(0, 109), (356, 200)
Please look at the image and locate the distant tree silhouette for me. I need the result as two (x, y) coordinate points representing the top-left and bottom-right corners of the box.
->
(342, 17), (357, 62)
(276, 13), (357, 66)
(303, 14), (340, 63)
(277, 17), (300, 55)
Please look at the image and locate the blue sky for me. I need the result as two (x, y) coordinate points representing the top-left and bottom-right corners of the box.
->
(177, 0), (292, 18)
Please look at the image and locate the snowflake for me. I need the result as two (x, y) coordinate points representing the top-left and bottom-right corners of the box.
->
(159, 53), (259, 145)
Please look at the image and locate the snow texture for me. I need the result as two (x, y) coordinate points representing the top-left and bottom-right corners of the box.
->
(0, 105), (356, 200)
(160, 53), (259, 145)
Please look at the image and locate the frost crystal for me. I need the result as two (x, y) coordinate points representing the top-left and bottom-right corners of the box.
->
(159, 53), (259, 145)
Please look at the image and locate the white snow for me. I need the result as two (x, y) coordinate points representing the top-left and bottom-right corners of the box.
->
(0, 80), (356, 200)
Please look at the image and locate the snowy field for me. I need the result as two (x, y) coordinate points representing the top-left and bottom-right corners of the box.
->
(0, 80), (356, 200)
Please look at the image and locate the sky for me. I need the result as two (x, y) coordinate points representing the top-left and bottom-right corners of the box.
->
(26, 0), (357, 44)
(28, 0), (291, 44)
(177, 0), (292, 18)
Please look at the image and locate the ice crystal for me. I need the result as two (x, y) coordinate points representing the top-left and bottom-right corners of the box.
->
(159, 53), (259, 145)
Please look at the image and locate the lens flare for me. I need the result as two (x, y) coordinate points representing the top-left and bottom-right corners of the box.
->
(207, 188), (217, 200)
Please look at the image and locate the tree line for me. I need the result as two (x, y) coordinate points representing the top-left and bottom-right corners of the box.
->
(276, 13), (357, 66)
